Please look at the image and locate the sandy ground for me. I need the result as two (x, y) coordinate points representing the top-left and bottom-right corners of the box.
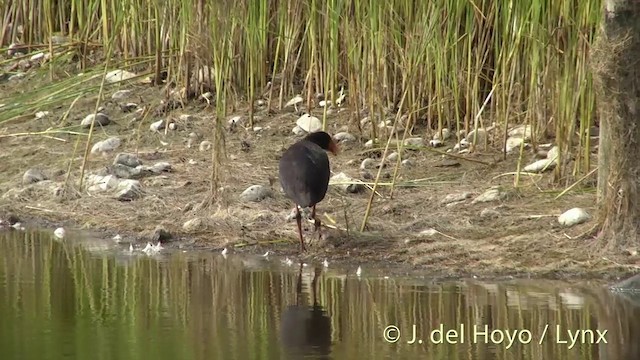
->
(0, 66), (638, 281)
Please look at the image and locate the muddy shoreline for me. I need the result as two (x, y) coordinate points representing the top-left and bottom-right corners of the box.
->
(1, 69), (638, 282)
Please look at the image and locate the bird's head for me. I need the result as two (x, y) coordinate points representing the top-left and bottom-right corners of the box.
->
(305, 131), (339, 155)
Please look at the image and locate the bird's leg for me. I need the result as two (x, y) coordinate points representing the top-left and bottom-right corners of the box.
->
(311, 204), (322, 240)
(295, 205), (306, 253)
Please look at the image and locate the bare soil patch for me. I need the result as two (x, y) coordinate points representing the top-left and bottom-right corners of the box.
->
(0, 70), (637, 281)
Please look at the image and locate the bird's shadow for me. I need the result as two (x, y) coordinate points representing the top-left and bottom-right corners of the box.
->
(279, 263), (333, 359)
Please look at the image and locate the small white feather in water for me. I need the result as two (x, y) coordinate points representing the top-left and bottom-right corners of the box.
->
(53, 227), (65, 239)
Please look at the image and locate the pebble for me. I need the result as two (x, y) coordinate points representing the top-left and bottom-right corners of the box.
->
(105, 69), (137, 83)
(91, 137), (122, 155)
(111, 90), (133, 101)
(558, 208), (591, 227)
(401, 159), (413, 167)
(53, 227), (65, 239)
(81, 113), (111, 128)
(465, 128), (488, 145)
(387, 152), (399, 162)
(150, 119), (165, 131)
(441, 192), (471, 205)
(149, 162), (172, 173)
(334, 132), (356, 143)
(523, 159), (556, 173)
(30, 52), (45, 62)
(429, 139), (444, 147)
(404, 137), (424, 147)
(285, 95), (303, 108)
(115, 179), (143, 201)
(228, 115), (243, 126)
(505, 137), (525, 153)
(199, 141), (212, 151)
(508, 124), (532, 140)
(109, 164), (145, 179)
(360, 158), (376, 170)
(292, 126), (306, 135)
(86, 174), (120, 192)
(330, 172), (364, 193)
(295, 113), (322, 133)
(179, 114), (197, 122)
(240, 185), (272, 202)
(23, 168), (48, 184)
(472, 187), (506, 204)
(114, 153), (142, 168)
(183, 218), (205, 232)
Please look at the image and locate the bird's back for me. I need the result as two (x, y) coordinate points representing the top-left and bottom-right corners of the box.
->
(279, 141), (330, 208)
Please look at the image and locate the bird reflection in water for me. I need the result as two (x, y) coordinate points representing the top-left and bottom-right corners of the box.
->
(280, 263), (332, 359)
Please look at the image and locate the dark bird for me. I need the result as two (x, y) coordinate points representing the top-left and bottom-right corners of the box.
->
(279, 131), (339, 253)
(280, 263), (332, 359)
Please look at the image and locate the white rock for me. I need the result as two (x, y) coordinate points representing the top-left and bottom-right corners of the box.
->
(465, 128), (488, 144)
(295, 113), (322, 133)
(91, 137), (121, 154)
(53, 227), (65, 239)
(472, 187), (506, 204)
(387, 152), (399, 162)
(441, 192), (471, 205)
(319, 100), (331, 107)
(150, 119), (165, 131)
(228, 115), (243, 126)
(364, 139), (375, 148)
(508, 125), (532, 140)
(360, 158), (376, 170)
(433, 128), (451, 141)
(30, 52), (45, 62)
(401, 159), (413, 167)
(330, 172), (364, 193)
(199, 141), (212, 151)
(523, 159), (556, 173)
(105, 69), (137, 83)
(505, 137), (525, 153)
(180, 114), (197, 122)
(292, 125), (306, 135)
(240, 185), (272, 202)
(35, 111), (50, 119)
(334, 132), (355, 142)
(419, 228), (439, 237)
(558, 208), (591, 227)
(111, 90), (133, 100)
(285, 95), (303, 108)
(115, 179), (143, 201)
(404, 137), (424, 147)
(81, 113), (110, 128)
(253, 126), (263, 132)
(547, 146), (559, 161)
(429, 139), (443, 147)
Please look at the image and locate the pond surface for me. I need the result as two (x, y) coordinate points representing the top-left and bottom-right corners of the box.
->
(1, 229), (639, 360)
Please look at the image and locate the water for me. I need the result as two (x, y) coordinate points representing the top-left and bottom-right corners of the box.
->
(1, 229), (639, 360)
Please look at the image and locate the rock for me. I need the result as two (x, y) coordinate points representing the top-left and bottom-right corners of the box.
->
(183, 218), (206, 232)
(508, 125), (532, 140)
(109, 163), (145, 179)
(401, 159), (413, 167)
(81, 113), (110, 128)
(86, 174), (120, 192)
(558, 208), (590, 227)
(253, 126), (263, 132)
(114, 153), (142, 167)
(111, 90), (133, 101)
(23, 168), (48, 184)
(523, 159), (556, 173)
(199, 141), (212, 151)
(152, 225), (172, 242)
(285, 95), (304, 108)
(387, 152), (399, 162)
(91, 137), (122, 154)
(150, 162), (172, 173)
(30, 52), (45, 62)
(480, 207), (501, 218)
(179, 114), (197, 122)
(505, 137), (525, 153)
(364, 139), (375, 148)
(240, 185), (272, 202)
(472, 187), (506, 204)
(433, 128), (451, 141)
(547, 146), (559, 161)
(105, 69), (137, 83)
(429, 139), (444, 147)
(465, 128), (488, 145)
(418, 228), (439, 237)
(120, 103), (138, 113)
(115, 179), (143, 201)
(441, 192), (471, 205)
(35, 111), (50, 119)
(404, 137), (424, 147)
(150, 119), (165, 131)
(228, 115), (243, 126)
(295, 113), (322, 133)
(334, 132), (356, 143)
(330, 172), (364, 193)
(292, 125), (306, 135)
(360, 158), (376, 170)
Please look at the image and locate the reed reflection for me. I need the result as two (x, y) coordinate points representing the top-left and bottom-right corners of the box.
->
(280, 263), (332, 359)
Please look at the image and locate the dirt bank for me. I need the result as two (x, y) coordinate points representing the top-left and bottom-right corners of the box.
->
(0, 68), (637, 281)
